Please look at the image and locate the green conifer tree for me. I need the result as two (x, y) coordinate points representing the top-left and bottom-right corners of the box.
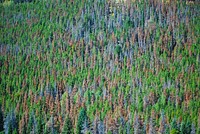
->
(62, 115), (73, 134)
(76, 108), (86, 134)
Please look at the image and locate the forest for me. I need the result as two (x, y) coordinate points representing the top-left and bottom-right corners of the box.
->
(0, 0), (200, 133)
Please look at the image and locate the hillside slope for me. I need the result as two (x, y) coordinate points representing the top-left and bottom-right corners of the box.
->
(0, 0), (200, 133)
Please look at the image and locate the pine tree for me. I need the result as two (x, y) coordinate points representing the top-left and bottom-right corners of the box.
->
(170, 118), (178, 134)
(62, 115), (73, 134)
(76, 108), (86, 134)
(37, 103), (44, 134)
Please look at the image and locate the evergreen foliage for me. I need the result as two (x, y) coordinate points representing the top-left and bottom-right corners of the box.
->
(76, 108), (86, 134)
(62, 115), (73, 134)
(0, 0), (199, 133)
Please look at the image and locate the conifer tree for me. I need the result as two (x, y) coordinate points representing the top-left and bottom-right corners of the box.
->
(76, 108), (86, 134)
(62, 115), (73, 134)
